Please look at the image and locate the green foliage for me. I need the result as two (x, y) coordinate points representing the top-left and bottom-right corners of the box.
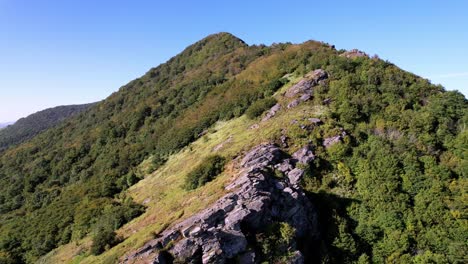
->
(0, 103), (94, 151)
(0, 33), (466, 263)
(245, 97), (277, 119)
(257, 222), (297, 262)
(183, 155), (226, 190)
(90, 227), (119, 255)
(295, 53), (467, 263)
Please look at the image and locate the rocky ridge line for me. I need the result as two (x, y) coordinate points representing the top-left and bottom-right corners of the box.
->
(122, 143), (318, 264)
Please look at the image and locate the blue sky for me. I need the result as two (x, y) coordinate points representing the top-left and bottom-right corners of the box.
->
(1, 0), (467, 122)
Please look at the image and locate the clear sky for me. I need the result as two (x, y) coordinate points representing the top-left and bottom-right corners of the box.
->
(1, 0), (467, 123)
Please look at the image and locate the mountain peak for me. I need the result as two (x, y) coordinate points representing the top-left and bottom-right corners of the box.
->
(179, 32), (248, 59)
(199, 32), (246, 46)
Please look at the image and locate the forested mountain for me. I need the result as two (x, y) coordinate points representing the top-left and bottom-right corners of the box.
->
(0, 33), (466, 264)
(0, 122), (14, 130)
(0, 104), (95, 151)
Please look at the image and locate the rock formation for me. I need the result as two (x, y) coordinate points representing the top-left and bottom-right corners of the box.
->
(122, 143), (318, 264)
(285, 69), (328, 109)
(261, 104), (281, 122)
(340, 49), (368, 59)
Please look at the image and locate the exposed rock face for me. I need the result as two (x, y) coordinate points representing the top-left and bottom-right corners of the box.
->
(261, 103), (281, 122)
(285, 69), (328, 109)
(292, 145), (315, 165)
(287, 99), (301, 109)
(122, 143), (318, 264)
(340, 49), (368, 59)
(323, 130), (347, 148)
(285, 69), (327, 98)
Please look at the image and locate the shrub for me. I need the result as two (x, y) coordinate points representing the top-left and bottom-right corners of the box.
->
(258, 222), (297, 262)
(184, 155), (226, 190)
(90, 227), (119, 255)
(262, 78), (289, 96)
(245, 97), (277, 119)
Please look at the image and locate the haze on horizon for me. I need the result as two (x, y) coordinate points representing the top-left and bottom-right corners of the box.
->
(1, 0), (467, 123)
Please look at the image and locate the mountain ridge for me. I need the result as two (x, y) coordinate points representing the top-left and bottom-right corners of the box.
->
(0, 103), (95, 151)
(0, 33), (466, 264)
(0, 122), (14, 130)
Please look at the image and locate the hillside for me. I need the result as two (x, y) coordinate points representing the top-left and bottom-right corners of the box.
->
(0, 33), (466, 264)
(0, 104), (95, 151)
(0, 122), (14, 130)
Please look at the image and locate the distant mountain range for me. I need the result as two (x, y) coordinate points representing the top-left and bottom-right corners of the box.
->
(0, 122), (14, 130)
(0, 103), (95, 150)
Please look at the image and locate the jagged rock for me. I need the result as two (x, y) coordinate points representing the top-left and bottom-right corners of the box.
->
(287, 99), (301, 109)
(304, 69), (328, 82)
(288, 168), (304, 186)
(285, 79), (313, 98)
(308, 118), (322, 125)
(341, 49), (368, 59)
(239, 143), (283, 169)
(280, 134), (289, 148)
(285, 69), (328, 109)
(323, 135), (341, 148)
(285, 69), (328, 98)
(292, 145), (315, 165)
(299, 93), (311, 102)
(323, 130), (347, 148)
(262, 104), (281, 122)
(121, 143), (318, 264)
(275, 159), (294, 173)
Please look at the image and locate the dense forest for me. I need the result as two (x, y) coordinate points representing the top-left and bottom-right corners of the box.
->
(0, 103), (95, 151)
(0, 33), (466, 263)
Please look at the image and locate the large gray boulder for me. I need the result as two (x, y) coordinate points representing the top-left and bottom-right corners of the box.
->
(121, 143), (318, 264)
(292, 145), (315, 165)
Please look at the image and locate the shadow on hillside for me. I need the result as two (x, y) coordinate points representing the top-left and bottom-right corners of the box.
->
(300, 190), (365, 263)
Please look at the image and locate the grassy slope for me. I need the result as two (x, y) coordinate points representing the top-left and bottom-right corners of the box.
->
(40, 74), (327, 264)
(9, 36), (466, 263)
(40, 54), (468, 263)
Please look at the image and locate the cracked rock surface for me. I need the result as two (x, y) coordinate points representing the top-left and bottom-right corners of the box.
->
(121, 143), (318, 264)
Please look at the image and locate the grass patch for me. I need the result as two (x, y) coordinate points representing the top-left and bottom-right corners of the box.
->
(39, 100), (326, 264)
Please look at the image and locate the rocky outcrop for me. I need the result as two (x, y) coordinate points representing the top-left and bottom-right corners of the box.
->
(323, 130), (347, 148)
(122, 143), (318, 264)
(340, 49), (368, 59)
(285, 69), (327, 98)
(285, 69), (328, 109)
(261, 104), (281, 122)
(292, 145), (315, 165)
